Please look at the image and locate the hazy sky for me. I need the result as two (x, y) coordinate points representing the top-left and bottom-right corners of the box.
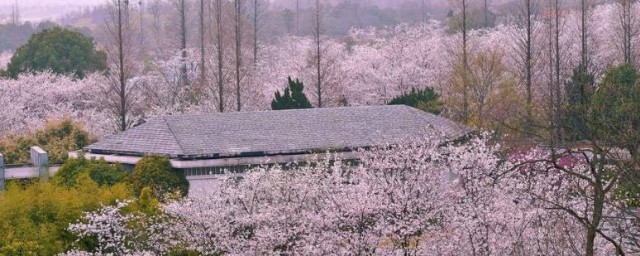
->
(0, 0), (455, 22)
(3, 0), (102, 5)
(0, 0), (102, 22)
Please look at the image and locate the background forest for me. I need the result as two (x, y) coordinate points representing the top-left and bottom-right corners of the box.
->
(0, 0), (638, 140)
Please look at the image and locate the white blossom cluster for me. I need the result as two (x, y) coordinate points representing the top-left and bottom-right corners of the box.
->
(0, 72), (113, 136)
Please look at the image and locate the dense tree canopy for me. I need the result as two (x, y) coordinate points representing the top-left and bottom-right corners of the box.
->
(4, 27), (106, 79)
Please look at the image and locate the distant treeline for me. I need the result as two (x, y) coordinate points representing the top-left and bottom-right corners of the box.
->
(0, 21), (93, 52)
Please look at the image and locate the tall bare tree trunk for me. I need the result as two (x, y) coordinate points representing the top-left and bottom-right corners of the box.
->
(521, 0), (535, 131)
(314, 0), (323, 108)
(547, 0), (555, 143)
(197, 0), (206, 105)
(462, 0), (469, 123)
(179, 0), (188, 89)
(580, 0), (590, 68)
(253, 0), (259, 65)
(216, 0), (225, 112)
(235, 0), (243, 111)
(554, 0), (561, 142)
(139, 0), (145, 58)
(619, 0), (634, 63)
(117, 0), (128, 131)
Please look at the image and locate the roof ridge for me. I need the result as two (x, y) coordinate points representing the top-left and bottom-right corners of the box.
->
(162, 116), (186, 155)
(159, 105), (396, 118)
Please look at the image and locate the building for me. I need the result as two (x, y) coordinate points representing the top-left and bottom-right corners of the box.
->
(74, 105), (471, 181)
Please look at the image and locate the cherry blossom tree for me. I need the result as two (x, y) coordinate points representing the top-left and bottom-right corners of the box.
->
(64, 133), (640, 255)
(0, 72), (112, 136)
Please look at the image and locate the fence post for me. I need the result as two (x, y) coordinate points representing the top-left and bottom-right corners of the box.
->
(31, 146), (48, 182)
(0, 153), (4, 190)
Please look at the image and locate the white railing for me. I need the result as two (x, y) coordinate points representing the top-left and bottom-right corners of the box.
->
(0, 146), (61, 190)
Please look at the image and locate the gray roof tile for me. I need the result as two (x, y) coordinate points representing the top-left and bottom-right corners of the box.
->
(85, 105), (471, 159)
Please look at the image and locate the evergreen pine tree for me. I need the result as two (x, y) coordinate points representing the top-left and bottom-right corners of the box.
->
(271, 77), (313, 110)
(388, 87), (442, 114)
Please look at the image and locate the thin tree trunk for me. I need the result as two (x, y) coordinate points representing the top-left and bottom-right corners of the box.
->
(180, 0), (188, 89)
(622, 0), (633, 64)
(525, 0), (533, 131)
(586, 181), (605, 256)
(139, 0), (145, 58)
(118, 0), (127, 132)
(554, 0), (562, 142)
(547, 0), (556, 145)
(581, 0), (589, 68)
(235, 0), (242, 111)
(253, 0), (259, 65)
(462, 0), (469, 123)
(198, 0), (206, 105)
(314, 0), (322, 108)
(216, 0), (224, 112)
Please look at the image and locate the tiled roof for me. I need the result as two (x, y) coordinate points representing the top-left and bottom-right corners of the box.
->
(85, 105), (472, 159)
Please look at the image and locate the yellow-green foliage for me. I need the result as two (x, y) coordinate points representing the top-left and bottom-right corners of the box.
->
(0, 174), (131, 255)
(52, 154), (130, 187)
(132, 155), (189, 201)
(446, 49), (526, 134)
(0, 118), (94, 165)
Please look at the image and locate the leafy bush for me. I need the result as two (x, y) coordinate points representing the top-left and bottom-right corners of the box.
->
(53, 155), (129, 187)
(388, 87), (442, 114)
(132, 155), (189, 200)
(0, 175), (130, 255)
(0, 118), (94, 165)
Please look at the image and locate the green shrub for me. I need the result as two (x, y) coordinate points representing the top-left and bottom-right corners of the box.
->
(388, 87), (442, 114)
(53, 155), (129, 187)
(271, 77), (313, 110)
(132, 155), (189, 200)
(0, 118), (94, 165)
